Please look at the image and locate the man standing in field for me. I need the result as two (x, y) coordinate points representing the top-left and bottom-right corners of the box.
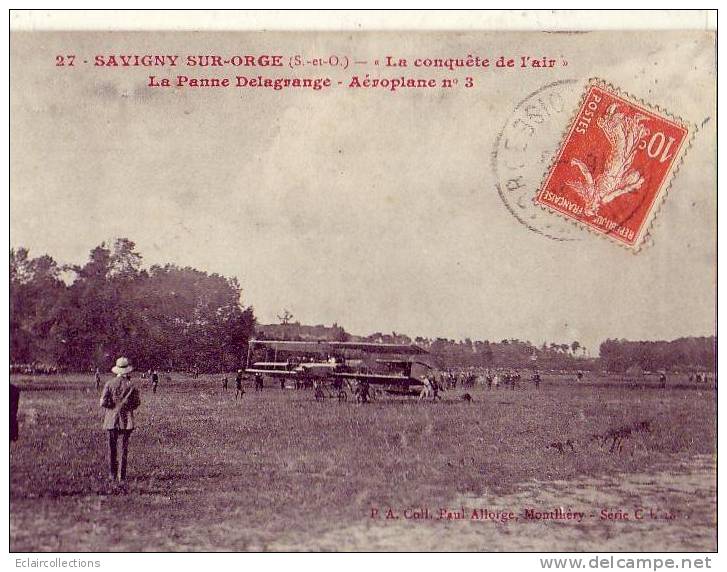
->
(222, 375), (229, 392)
(10, 383), (20, 442)
(419, 375), (432, 400)
(94, 368), (101, 391)
(356, 378), (370, 403)
(235, 370), (245, 399)
(431, 375), (442, 401)
(100, 357), (141, 482)
(659, 372), (667, 389)
(151, 370), (159, 394)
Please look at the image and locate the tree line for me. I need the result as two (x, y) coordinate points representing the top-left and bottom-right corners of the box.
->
(10, 239), (715, 374)
(598, 337), (715, 373)
(367, 335), (593, 370)
(10, 239), (255, 373)
(367, 334), (714, 372)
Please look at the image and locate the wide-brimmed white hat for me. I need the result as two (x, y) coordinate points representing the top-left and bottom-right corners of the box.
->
(111, 357), (134, 375)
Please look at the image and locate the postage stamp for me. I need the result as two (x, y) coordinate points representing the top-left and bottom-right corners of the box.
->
(535, 79), (693, 249)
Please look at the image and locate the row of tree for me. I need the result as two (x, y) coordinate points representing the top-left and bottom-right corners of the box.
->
(422, 338), (591, 370)
(599, 337), (716, 373)
(10, 239), (716, 373)
(369, 334), (714, 372)
(360, 335), (591, 370)
(10, 239), (255, 372)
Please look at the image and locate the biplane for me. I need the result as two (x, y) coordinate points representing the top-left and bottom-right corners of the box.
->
(244, 340), (433, 398)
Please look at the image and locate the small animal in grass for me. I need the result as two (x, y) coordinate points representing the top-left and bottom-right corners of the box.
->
(547, 439), (576, 454)
(595, 420), (652, 453)
(461, 393), (472, 402)
(603, 426), (637, 452)
(633, 420), (652, 433)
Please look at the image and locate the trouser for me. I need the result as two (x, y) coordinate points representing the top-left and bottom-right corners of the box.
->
(108, 429), (132, 481)
(10, 384), (20, 442)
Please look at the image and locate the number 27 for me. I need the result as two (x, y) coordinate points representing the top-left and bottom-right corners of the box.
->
(55, 55), (76, 66)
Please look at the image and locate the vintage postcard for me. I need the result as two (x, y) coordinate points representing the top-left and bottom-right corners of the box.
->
(9, 11), (717, 555)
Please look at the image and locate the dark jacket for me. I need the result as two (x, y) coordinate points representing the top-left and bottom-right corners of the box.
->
(100, 376), (140, 430)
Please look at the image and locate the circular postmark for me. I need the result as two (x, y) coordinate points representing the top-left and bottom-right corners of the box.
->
(492, 79), (584, 241)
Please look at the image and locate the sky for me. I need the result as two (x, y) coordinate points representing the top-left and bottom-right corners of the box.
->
(10, 31), (716, 354)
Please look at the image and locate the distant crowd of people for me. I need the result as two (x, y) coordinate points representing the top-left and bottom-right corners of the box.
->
(688, 372), (715, 385)
(10, 363), (64, 375)
(432, 368), (542, 392)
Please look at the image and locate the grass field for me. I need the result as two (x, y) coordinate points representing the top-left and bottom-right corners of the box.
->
(9, 373), (717, 552)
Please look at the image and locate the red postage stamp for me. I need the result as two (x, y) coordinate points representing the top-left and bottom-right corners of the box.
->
(535, 79), (692, 249)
